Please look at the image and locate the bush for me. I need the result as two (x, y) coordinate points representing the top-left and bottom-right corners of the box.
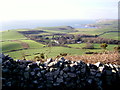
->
(100, 43), (108, 49)
(114, 46), (120, 52)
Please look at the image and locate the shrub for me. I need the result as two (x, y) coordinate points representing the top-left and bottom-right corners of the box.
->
(60, 53), (68, 56)
(34, 56), (41, 61)
(100, 43), (108, 49)
(114, 46), (120, 52)
(40, 53), (45, 59)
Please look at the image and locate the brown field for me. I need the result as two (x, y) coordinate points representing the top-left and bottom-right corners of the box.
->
(64, 51), (120, 65)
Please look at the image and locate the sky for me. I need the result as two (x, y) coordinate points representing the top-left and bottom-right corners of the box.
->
(0, 0), (119, 22)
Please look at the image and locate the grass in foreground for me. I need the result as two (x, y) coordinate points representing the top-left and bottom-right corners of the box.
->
(4, 46), (86, 60)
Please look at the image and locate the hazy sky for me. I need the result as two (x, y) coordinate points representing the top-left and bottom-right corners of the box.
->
(0, 0), (119, 21)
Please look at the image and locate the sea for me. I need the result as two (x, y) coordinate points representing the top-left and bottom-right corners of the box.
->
(0, 19), (96, 31)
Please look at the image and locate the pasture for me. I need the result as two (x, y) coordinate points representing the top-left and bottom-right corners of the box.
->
(1, 30), (27, 41)
(1, 20), (119, 60)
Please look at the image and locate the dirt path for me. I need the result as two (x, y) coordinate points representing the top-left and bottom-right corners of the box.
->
(11, 40), (30, 49)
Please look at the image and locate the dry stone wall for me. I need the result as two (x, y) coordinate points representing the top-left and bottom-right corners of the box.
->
(1, 54), (120, 90)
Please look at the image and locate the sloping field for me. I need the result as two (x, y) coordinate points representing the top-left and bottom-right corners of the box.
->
(4, 46), (87, 60)
(1, 39), (45, 52)
(100, 32), (119, 40)
(1, 41), (22, 52)
(67, 43), (118, 51)
(1, 30), (27, 41)
(20, 40), (45, 48)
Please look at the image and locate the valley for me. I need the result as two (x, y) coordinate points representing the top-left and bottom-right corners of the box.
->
(1, 19), (120, 60)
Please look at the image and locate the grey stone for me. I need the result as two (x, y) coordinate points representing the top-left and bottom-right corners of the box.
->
(60, 70), (64, 75)
(46, 58), (53, 64)
(63, 73), (68, 78)
(81, 67), (86, 73)
(63, 67), (69, 72)
(94, 62), (103, 67)
(76, 79), (81, 84)
(24, 72), (29, 79)
(41, 70), (46, 74)
(47, 76), (54, 81)
(2, 55), (120, 89)
(38, 85), (44, 88)
(106, 70), (112, 75)
(70, 67), (75, 72)
(96, 73), (101, 77)
(68, 73), (76, 78)
(6, 82), (12, 87)
(90, 71), (96, 76)
(39, 66), (43, 69)
(109, 64), (114, 68)
(53, 82), (60, 86)
(99, 66), (104, 72)
(106, 76), (112, 85)
(30, 72), (35, 76)
(48, 62), (55, 67)
(49, 68), (54, 72)
(33, 80), (38, 84)
(37, 72), (42, 77)
(36, 61), (41, 66)
(45, 72), (53, 77)
(87, 79), (93, 84)
(2, 68), (9, 73)
(53, 69), (60, 76)
(25, 66), (30, 71)
(58, 57), (65, 62)
(56, 77), (63, 83)
(76, 71), (81, 75)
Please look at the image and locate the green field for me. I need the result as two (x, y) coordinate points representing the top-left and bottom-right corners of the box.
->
(1, 39), (45, 52)
(100, 32), (119, 40)
(1, 41), (22, 52)
(3, 43), (118, 60)
(70, 20), (119, 40)
(3, 46), (86, 60)
(1, 30), (27, 41)
(1, 19), (119, 60)
(67, 43), (118, 51)
(21, 40), (45, 48)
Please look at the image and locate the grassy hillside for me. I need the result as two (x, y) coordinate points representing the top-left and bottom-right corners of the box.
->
(1, 41), (22, 52)
(3, 46), (86, 60)
(1, 30), (27, 41)
(35, 26), (77, 33)
(70, 20), (119, 40)
(20, 40), (45, 48)
(67, 43), (118, 51)
(3, 43), (118, 60)
(100, 32), (119, 40)
(1, 19), (119, 60)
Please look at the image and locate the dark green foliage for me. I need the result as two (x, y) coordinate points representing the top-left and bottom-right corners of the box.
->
(40, 53), (45, 59)
(114, 46), (120, 52)
(100, 43), (108, 49)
